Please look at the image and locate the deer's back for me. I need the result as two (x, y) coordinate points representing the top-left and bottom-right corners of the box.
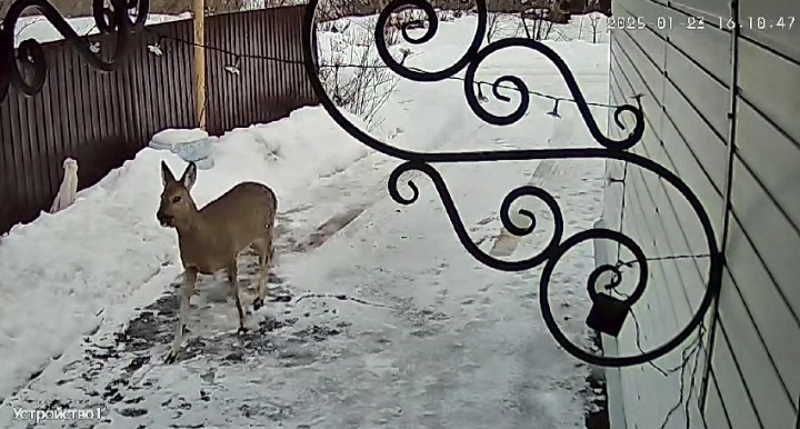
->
(192, 182), (277, 257)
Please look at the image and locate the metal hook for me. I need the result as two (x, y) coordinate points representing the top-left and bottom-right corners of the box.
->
(547, 98), (561, 118)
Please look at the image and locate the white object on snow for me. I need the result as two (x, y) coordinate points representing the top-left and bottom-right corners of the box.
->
(149, 128), (208, 151)
(49, 158), (79, 214)
(171, 136), (216, 162)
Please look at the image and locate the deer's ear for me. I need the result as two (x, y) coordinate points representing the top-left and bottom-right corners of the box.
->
(161, 161), (176, 187)
(180, 161), (197, 191)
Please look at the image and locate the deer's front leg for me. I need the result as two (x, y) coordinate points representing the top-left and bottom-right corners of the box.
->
(165, 267), (198, 364)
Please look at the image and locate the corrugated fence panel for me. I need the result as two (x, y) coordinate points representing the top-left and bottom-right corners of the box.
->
(0, 6), (317, 233)
(204, 6), (315, 136)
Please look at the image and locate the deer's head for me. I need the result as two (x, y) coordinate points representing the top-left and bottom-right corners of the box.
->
(157, 161), (197, 228)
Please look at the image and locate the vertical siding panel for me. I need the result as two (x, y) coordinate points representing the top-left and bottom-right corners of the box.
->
(161, 25), (179, 129)
(271, 9), (283, 119)
(208, 18), (220, 134)
(83, 47), (103, 176)
(127, 36), (144, 149)
(151, 33), (167, 138)
(265, 9), (277, 122)
(241, 12), (252, 127)
(162, 25), (179, 129)
(174, 22), (189, 129)
(226, 14), (240, 130)
(237, 13), (248, 127)
(7, 89), (26, 225)
(213, 18), (233, 134)
(30, 80), (51, 211)
(244, 12), (257, 127)
(76, 52), (95, 182)
(179, 22), (194, 129)
(17, 91), (36, 217)
(98, 38), (117, 146)
(115, 41), (130, 150)
(40, 50), (60, 205)
(0, 100), (13, 230)
(184, 20), (196, 129)
(256, 9), (268, 123)
(0, 109), (10, 230)
(219, 14), (231, 131)
(205, 16), (218, 134)
(140, 37), (157, 144)
(279, 8), (290, 118)
(210, 15), (224, 133)
(62, 46), (79, 161)
(225, 14), (237, 131)
(97, 39), (118, 167)
(116, 41), (134, 153)
(139, 39), (156, 142)
(226, 14), (239, 129)
(1, 96), (18, 231)
(72, 46), (89, 174)
(145, 26), (159, 142)
(287, 8), (299, 113)
(291, 8), (303, 107)
(200, 20), (211, 133)
(246, 12), (257, 127)
(284, 8), (295, 115)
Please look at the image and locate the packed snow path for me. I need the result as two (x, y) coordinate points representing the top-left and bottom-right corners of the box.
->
(0, 14), (613, 428)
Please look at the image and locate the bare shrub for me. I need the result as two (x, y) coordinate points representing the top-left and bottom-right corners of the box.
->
(317, 16), (399, 128)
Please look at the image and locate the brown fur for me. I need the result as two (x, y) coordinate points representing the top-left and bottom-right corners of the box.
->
(157, 161), (277, 363)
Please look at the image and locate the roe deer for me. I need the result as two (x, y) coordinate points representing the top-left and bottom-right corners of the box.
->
(157, 161), (277, 363)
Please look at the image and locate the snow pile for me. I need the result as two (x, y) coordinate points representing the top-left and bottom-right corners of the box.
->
(0, 106), (369, 401)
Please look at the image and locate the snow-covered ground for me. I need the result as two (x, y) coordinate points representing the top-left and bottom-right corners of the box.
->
(0, 13), (612, 428)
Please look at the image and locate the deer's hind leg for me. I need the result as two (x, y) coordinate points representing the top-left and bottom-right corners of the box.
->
(251, 233), (272, 311)
(227, 260), (247, 334)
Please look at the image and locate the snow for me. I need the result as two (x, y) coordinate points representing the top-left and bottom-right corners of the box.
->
(12, 13), (190, 47)
(0, 12), (614, 428)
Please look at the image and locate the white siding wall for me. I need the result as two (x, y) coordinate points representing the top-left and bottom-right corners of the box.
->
(601, 1), (800, 428)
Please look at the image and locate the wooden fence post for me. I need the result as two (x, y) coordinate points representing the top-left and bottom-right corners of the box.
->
(193, 0), (207, 129)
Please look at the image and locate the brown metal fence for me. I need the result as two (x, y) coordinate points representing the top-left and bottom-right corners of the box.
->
(0, 5), (317, 233)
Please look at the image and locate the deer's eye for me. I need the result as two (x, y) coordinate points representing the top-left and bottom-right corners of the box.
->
(171, 196), (182, 204)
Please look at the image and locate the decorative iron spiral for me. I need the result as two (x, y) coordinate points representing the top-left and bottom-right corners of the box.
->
(301, 0), (722, 367)
(0, 0), (148, 100)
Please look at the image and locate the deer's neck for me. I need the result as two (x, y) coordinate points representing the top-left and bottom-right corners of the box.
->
(174, 207), (205, 239)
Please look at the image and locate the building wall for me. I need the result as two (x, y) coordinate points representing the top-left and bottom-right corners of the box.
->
(600, 0), (800, 427)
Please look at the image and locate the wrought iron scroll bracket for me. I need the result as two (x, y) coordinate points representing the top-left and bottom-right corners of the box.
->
(0, 0), (149, 101)
(301, 0), (722, 367)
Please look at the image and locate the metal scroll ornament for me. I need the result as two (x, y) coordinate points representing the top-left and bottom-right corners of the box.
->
(0, 0), (149, 101)
(301, 0), (722, 367)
